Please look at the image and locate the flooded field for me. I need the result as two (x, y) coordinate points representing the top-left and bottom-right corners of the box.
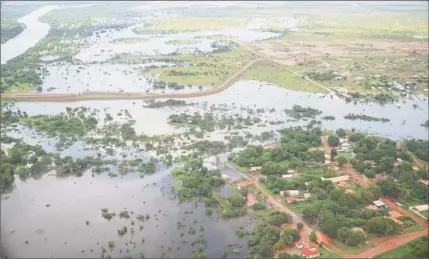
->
(1, 2), (428, 258)
(1, 168), (252, 258)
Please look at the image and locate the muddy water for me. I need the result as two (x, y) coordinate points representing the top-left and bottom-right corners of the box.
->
(74, 16), (290, 62)
(1, 168), (252, 258)
(40, 62), (209, 94)
(10, 81), (429, 141)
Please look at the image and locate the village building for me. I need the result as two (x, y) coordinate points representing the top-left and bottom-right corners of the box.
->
(285, 196), (305, 203)
(282, 174), (294, 179)
(412, 204), (429, 213)
(412, 166), (420, 171)
(264, 144), (277, 150)
(303, 193), (312, 199)
(287, 169), (298, 174)
(300, 248), (320, 258)
(221, 174), (230, 180)
(373, 200), (388, 210)
(248, 166), (261, 173)
(295, 241), (305, 249)
(280, 190), (300, 197)
(366, 205), (379, 211)
(321, 175), (350, 185)
(237, 181), (252, 190)
(419, 179), (429, 186)
(324, 153), (331, 160)
(247, 194), (258, 207)
(328, 165), (340, 172)
(337, 181), (351, 188)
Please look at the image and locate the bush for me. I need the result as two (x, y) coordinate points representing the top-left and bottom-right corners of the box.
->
(297, 222), (304, 230)
(252, 203), (266, 210)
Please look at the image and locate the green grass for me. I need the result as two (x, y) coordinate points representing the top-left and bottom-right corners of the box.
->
(4, 82), (35, 93)
(375, 237), (429, 258)
(134, 17), (246, 33)
(140, 47), (256, 86)
(333, 239), (365, 255)
(316, 247), (341, 258)
(421, 211), (428, 218)
(402, 223), (423, 233)
(242, 63), (328, 94)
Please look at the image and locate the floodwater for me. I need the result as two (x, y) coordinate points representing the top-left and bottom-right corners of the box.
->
(39, 62), (210, 94)
(74, 17), (292, 62)
(1, 4), (93, 64)
(10, 80), (429, 141)
(1, 168), (253, 258)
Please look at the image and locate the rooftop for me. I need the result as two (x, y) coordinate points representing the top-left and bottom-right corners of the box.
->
(322, 175), (350, 183)
(301, 248), (320, 257)
(373, 200), (387, 207)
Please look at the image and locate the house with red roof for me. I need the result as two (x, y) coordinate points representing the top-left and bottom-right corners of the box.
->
(247, 194), (258, 207)
(300, 248), (320, 258)
(264, 144), (277, 150)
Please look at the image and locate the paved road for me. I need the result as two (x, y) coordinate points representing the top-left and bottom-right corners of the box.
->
(1, 58), (265, 102)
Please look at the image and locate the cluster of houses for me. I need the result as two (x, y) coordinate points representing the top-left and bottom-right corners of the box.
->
(294, 241), (321, 258)
(235, 181), (259, 207)
(365, 200), (407, 225)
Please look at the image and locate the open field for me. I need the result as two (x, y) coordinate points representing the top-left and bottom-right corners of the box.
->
(140, 47), (256, 86)
(242, 62), (328, 93)
(134, 17), (246, 33)
(375, 237), (429, 258)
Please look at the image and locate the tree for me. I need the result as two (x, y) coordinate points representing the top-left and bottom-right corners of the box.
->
(336, 128), (347, 138)
(327, 135), (340, 147)
(309, 231), (317, 242)
(330, 149), (337, 160)
(337, 227), (351, 245)
(297, 222), (304, 230)
(337, 155), (348, 167)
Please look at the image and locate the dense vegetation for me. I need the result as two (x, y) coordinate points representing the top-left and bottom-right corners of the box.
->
(284, 105), (322, 119)
(344, 114), (390, 122)
(405, 139), (428, 162)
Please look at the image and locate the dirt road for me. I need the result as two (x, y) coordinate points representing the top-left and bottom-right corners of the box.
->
(1, 58), (265, 102)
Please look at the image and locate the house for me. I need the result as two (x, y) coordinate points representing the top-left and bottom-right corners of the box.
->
(364, 160), (376, 165)
(419, 179), (429, 186)
(393, 162), (399, 167)
(373, 200), (388, 210)
(321, 175), (350, 184)
(282, 174), (294, 179)
(412, 204), (429, 212)
(280, 190), (300, 197)
(412, 166), (420, 172)
(237, 181), (252, 190)
(295, 241), (305, 249)
(221, 174), (230, 180)
(303, 193), (312, 200)
(247, 194), (258, 207)
(324, 153), (331, 160)
(338, 181), (351, 188)
(366, 205), (379, 211)
(286, 196), (305, 203)
(264, 144), (277, 150)
(339, 138), (349, 144)
(328, 165), (340, 172)
(248, 166), (262, 173)
(301, 248), (320, 258)
(287, 169), (298, 174)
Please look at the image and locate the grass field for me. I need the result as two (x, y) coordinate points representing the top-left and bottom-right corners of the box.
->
(134, 17), (246, 33)
(242, 63), (328, 93)
(165, 39), (202, 45)
(375, 237), (429, 258)
(3, 82), (35, 94)
(333, 239), (366, 255)
(421, 211), (428, 218)
(140, 47), (256, 86)
(316, 247), (341, 258)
